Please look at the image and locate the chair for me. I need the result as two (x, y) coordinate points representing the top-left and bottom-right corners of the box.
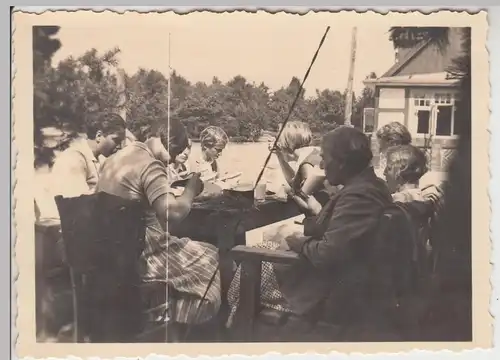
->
(366, 200), (435, 341)
(55, 192), (171, 342)
(229, 200), (435, 342)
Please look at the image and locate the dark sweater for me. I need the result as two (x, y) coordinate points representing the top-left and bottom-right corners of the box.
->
(274, 167), (392, 321)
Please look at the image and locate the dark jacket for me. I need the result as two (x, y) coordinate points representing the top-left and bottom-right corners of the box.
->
(274, 167), (392, 322)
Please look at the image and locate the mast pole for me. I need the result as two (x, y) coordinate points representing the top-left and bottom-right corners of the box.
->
(344, 27), (357, 127)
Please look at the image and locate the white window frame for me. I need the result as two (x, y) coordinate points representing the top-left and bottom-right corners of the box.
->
(409, 89), (459, 139)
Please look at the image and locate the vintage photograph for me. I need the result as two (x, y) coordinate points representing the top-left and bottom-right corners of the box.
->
(13, 9), (490, 357)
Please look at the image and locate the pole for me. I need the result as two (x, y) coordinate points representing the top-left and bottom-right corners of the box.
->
(253, 26), (331, 189)
(344, 27), (357, 127)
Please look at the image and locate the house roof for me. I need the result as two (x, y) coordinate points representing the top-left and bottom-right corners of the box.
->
(363, 72), (459, 88)
(381, 39), (431, 78)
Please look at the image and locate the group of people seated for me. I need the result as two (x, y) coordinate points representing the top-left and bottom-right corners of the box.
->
(226, 121), (442, 336)
(42, 110), (443, 340)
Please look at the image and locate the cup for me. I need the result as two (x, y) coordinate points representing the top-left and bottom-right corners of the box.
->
(254, 183), (267, 204)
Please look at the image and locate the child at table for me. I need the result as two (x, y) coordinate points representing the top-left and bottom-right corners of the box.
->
(168, 138), (192, 182)
(192, 126), (229, 182)
(270, 121), (330, 215)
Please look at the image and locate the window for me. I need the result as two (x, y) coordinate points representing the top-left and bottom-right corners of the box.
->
(363, 107), (375, 133)
(379, 88), (405, 109)
(411, 91), (458, 137)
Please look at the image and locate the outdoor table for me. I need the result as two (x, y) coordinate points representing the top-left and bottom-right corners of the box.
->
(168, 196), (302, 251)
(168, 196), (302, 295)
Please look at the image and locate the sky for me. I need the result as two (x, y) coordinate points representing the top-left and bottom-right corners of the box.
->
(50, 11), (397, 96)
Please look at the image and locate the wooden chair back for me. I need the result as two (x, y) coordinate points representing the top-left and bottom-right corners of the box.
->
(55, 192), (147, 342)
(367, 200), (434, 340)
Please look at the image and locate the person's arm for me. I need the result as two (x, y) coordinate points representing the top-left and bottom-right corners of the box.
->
(295, 192), (383, 270)
(193, 160), (217, 182)
(143, 163), (203, 229)
(287, 190), (323, 216)
(294, 163), (326, 195)
(51, 152), (90, 197)
(275, 151), (297, 186)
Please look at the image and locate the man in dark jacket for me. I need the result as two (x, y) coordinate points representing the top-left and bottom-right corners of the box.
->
(274, 126), (393, 337)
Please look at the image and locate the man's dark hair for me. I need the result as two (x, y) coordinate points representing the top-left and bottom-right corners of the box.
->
(323, 126), (373, 176)
(85, 112), (126, 140)
(157, 117), (189, 159)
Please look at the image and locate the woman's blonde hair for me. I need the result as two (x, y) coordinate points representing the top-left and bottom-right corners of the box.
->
(276, 121), (313, 152)
(199, 126), (229, 149)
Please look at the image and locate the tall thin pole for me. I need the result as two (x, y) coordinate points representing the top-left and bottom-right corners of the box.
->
(344, 27), (357, 127)
(253, 26), (331, 189)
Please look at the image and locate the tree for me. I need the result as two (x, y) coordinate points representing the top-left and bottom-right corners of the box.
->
(33, 30), (381, 164)
(34, 47), (124, 167)
(126, 68), (170, 141)
(33, 26), (62, 167)
(389, 27), (450, 52)
(33, 26), (61, 75)
(310, 89), (344, 132)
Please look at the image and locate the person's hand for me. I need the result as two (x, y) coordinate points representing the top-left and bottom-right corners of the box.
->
(268, 142), (285, 155)
(283, 184), (294, 197)
(284, 234), (307, 253)
(422, 184), (444, 204)
(305, 196), (323, 216)
(178, 170), (190, 179)
(186, 172), (204, 197)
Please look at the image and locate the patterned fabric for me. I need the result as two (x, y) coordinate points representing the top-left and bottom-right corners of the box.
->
(98, 142), (221, 325)
(226, 240), (291, 328)
(143, 222), (222, 324)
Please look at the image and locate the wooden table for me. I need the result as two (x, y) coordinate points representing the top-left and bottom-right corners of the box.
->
(168, 197), (302, 251)
(168, 196), (302, 296)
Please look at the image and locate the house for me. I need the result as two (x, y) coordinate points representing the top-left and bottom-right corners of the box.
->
(363, 27), (465, 172)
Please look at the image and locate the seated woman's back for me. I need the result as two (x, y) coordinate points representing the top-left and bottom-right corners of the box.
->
(98, 141), (168, 225)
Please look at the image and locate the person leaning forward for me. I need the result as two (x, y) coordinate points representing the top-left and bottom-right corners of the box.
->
(97, 117), (222, 326)
(51, 112), (126, 198)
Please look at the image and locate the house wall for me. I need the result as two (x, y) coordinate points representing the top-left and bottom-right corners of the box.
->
(372, 84), (460, 172)
(395, 28), (464, 76)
